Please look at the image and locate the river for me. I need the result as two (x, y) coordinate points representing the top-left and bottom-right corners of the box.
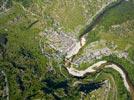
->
(64, 0), (134, 99)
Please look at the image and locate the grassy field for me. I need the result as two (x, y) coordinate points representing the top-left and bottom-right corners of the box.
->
(97, 0), (134, 50)
(0, 2), (79, 99)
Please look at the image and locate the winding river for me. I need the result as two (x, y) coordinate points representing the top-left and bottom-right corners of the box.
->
(64, 0), (134, 99)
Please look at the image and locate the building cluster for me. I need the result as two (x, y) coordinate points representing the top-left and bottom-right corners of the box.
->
(74, 47), (128, 65)
(43, 28), (77, 54)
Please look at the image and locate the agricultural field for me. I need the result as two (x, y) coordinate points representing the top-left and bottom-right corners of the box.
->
(0, 0), (134, 100)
